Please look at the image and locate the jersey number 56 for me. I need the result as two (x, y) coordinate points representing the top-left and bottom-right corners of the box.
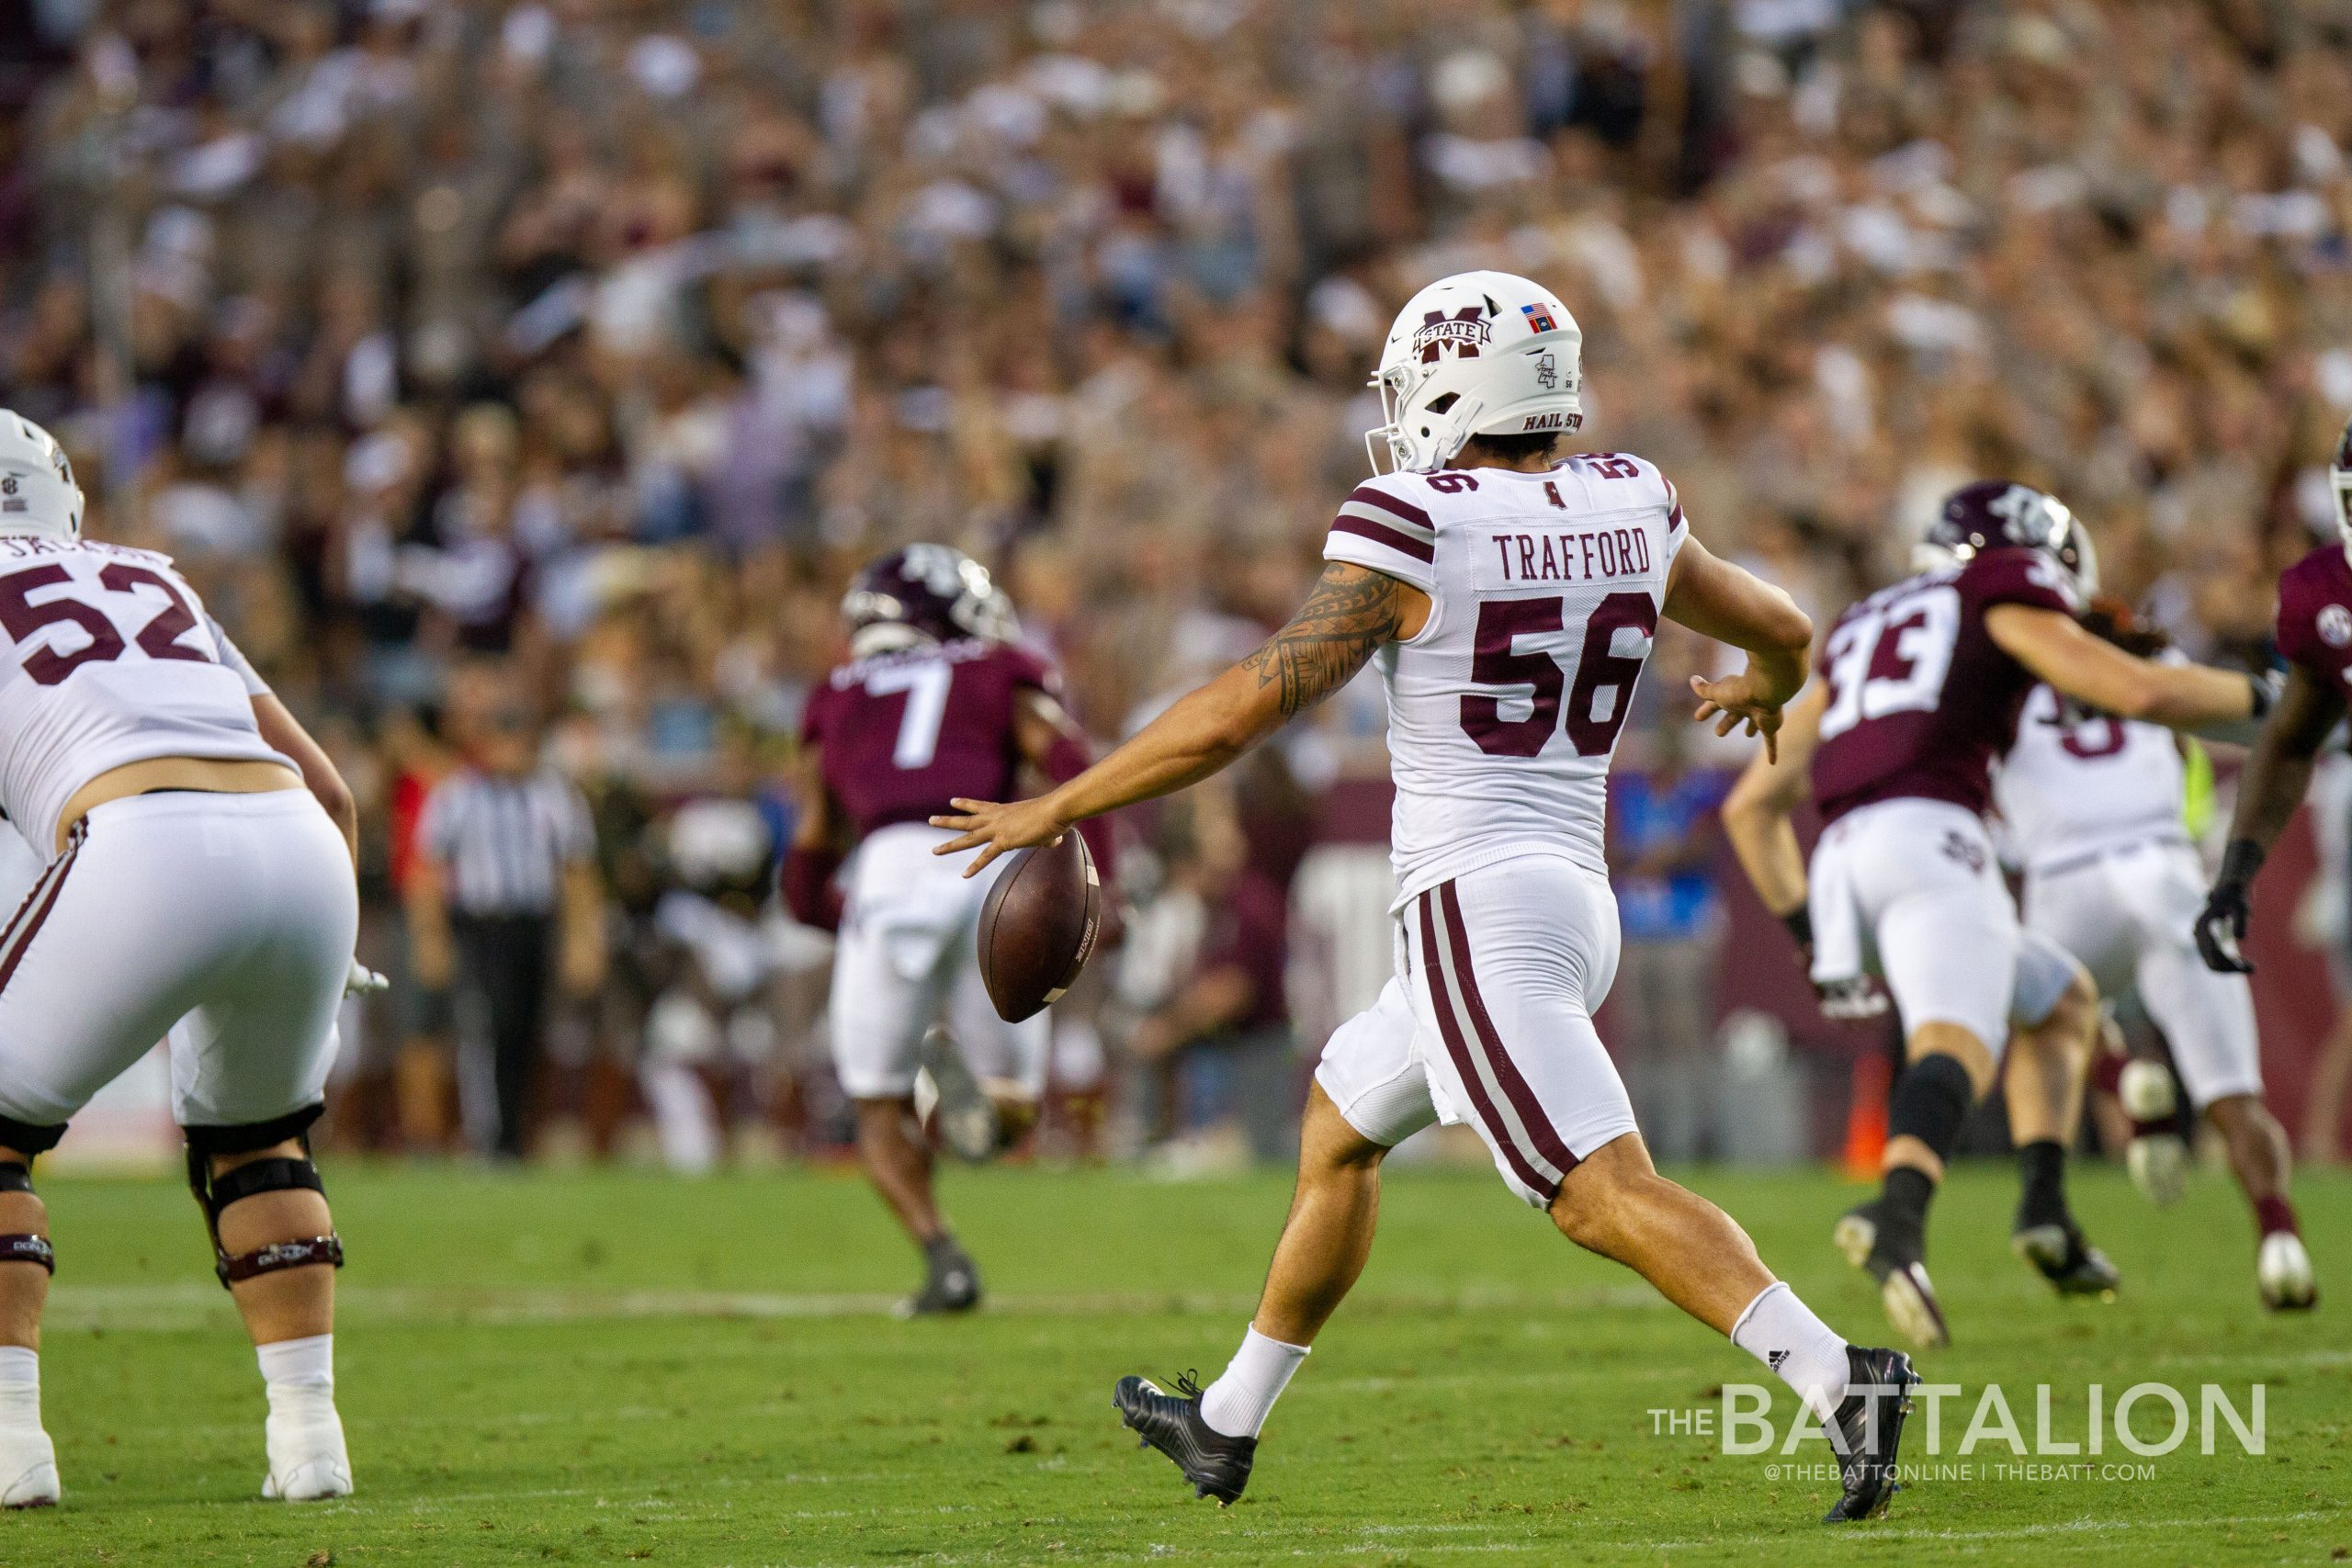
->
(1461, 591), (1656, 758)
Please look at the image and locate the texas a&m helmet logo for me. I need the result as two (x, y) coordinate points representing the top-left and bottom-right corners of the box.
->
(1412, 306), (1491, 364)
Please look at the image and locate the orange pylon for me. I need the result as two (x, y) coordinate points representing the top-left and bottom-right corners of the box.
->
(1841, 1049), (1891, 1179)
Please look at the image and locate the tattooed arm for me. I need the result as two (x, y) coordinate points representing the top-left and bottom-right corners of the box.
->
(932, 562), (1425, 876)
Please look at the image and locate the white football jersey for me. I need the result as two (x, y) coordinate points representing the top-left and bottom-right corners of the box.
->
(0, 537), (288, 859)
(1322, 452), (1687, 907)
(1994, 682), (2187, 874)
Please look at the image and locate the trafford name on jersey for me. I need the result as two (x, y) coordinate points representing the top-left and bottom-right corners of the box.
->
(1322, 451), (1687, 905)
(0, 537), (289, 856)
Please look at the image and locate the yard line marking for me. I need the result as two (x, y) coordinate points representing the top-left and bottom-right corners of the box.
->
(40, 1280), (1667, 1332)
(1636, 1507), (2337, 1552)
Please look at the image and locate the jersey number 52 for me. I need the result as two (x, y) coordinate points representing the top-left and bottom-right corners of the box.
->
(1461, 591), (1656, 758)
(0, 563), (214, 686)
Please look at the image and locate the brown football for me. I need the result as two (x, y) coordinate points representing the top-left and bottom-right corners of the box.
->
(977, 831), (1102, 1022)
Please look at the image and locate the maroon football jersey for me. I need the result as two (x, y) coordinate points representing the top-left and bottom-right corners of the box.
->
(2273, 542), (2352, 704)
(801, 637), (1057, 841)
(1810, 547), (2075, 827)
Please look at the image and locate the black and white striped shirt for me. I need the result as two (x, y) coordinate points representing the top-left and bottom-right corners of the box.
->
(418, 766), (595, 918)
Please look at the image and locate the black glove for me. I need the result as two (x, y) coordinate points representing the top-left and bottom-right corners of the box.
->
(2247, 669), (2285, 722)
(1780, 906), (1814, 961)
(2194, 840), (2265, 974)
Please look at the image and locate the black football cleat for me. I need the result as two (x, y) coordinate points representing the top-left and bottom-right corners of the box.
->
(1113, 1371), (1256, 1506)
(894, 1236), (982, 1318)
(1834, 1199), (1950, 1348)
(2012, 1223), (2120, 1298)
(1821, 1345), (1917, 1523)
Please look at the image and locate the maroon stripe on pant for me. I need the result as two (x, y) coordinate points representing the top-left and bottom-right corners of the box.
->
(1437, 879), (1582, 1181)
(0, 829), (74, 978)
(0, 856), (63, 953)
(1417, 887), (1558, 1203)
(0, 828), (79, 996)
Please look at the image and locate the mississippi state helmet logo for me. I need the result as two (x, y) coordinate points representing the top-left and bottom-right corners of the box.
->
(1413, 306), (1490, 364)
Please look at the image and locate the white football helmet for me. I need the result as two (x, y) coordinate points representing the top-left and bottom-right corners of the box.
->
(0, 411), (82, 541)
(1365, 270), (1583, 474)
(2331, 414), (2352, 547)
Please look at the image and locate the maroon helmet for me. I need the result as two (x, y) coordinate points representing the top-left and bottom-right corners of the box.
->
(1916, 479), (2096, 603)
(842, 544), (1018, 656)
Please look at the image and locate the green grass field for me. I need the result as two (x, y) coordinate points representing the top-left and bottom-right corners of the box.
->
(6, 1157), (2347, 1566)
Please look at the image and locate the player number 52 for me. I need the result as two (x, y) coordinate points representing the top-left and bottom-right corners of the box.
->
(0, 561), (214, 685)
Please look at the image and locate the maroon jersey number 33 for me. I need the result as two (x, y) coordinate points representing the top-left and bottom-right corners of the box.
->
(801, 637), (1057, 841)
(1809, 547), (2075, 827)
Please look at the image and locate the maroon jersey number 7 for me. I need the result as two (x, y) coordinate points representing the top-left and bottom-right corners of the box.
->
(804, 637), (1057, 843)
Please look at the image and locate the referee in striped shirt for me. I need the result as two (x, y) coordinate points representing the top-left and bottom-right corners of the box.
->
(407, 700), (605, 1158)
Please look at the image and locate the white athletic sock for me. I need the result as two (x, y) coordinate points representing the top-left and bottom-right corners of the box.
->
(0, 1347), (38, 1430)
(1730, 1282), (1849, 1425)
(256, 1334), (335, 1416)
(1199, 1326), (1309, 1439)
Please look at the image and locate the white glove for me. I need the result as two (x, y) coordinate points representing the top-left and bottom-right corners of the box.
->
(344, 957), (390, 997)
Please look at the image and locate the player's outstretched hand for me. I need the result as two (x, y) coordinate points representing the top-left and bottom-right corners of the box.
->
(930, 796), (1069, 878)
(1690, 671), (1784, 761)
(2194, 881), (2255, 974)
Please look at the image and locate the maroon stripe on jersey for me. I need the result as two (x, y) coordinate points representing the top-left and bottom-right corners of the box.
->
(1417, 888), (1559, 1203)
(1668, 504), (1685, 531)
(1438, 879), (1581, 1182)
(1346, 485), (1433, 532)
(1331, 515), (1436, 564)
(0, 826), (82, 996)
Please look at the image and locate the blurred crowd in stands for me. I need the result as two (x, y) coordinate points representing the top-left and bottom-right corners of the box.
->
(6, 0), (2352, 1165)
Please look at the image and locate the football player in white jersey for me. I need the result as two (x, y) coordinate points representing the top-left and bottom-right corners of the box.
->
(0, 412), (368, 1507)
(1996, 601), (2314, 1313)
(933, 273), (1918, 1524)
